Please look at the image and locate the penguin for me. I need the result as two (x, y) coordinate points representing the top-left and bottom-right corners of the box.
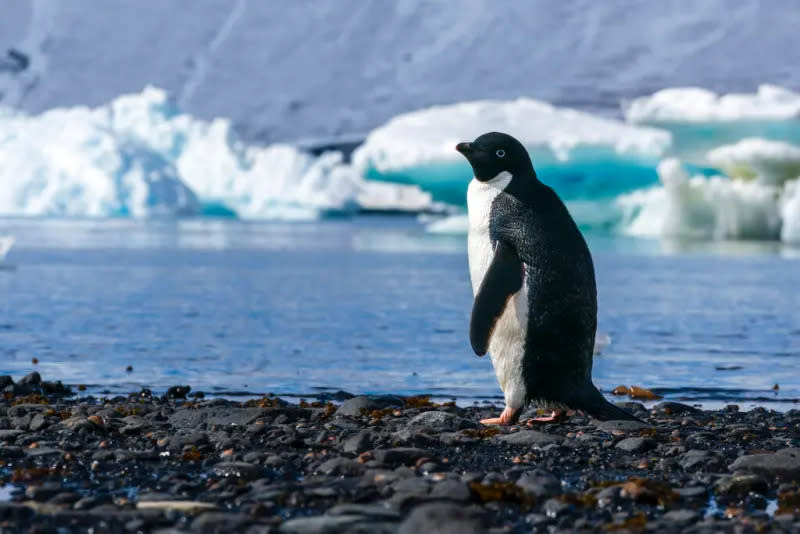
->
(455, 132), (640, 425)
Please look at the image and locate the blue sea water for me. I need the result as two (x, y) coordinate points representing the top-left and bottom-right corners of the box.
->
(1, 217), (798, 410)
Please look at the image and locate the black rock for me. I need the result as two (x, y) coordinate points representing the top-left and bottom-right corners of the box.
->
(28, 413), (48, 432)
(729, 448), (800, 481)
(335, 396), (402, 417)
(26, 482), (63, 501)
(496, 430), (562, 446)
(662, 509), (701, 524)
(373, 448), (431, 466)
(679, 449), (714, 471)
(403, 411), (476, 433)
(715, 473), (769, 497)
(327, 503), (401, 520)
(517, 469), (562, 498)
(166, 385), (191, 399)
(278, 514), (370, 533)
(0, 376), (13, 388)
(430, 479), (471, 501)
(318, 457), (364, 476)
(342, 430), (374, 454)
(0, 429), (25, 441)
(398, 503), (483, 534)
(544, 498), (571, 518)
(192, 512), (253, 531)
(211, 462), (268, 482)
(615, 437), (656, 452)
(18, 372), (41, 386)
(317, 390), (356, 402)
(595, 420), (649, 433)
(654, 402), (700, 415)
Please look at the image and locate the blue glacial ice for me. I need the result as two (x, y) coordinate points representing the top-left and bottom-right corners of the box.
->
(352, 98), (672, 206)
(1, 83), (800, 244)
(0, 87), (437, 219)
(623, 85), (800, 161)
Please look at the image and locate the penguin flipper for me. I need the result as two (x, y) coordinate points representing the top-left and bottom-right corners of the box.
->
(470, 241), (523, 356)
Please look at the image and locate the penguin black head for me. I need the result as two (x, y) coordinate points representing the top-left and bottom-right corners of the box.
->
(455, 132), (536, 182)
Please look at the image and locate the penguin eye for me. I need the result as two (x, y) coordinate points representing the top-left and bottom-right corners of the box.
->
(495, 149), (506, 158)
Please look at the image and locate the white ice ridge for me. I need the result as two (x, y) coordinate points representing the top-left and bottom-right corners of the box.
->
(623, 85), (800, 123)
(617, 158), (800, 243)
(707, 138), (800, 185)
(352, 98), (671, 173)
(0, 87), (436, 218)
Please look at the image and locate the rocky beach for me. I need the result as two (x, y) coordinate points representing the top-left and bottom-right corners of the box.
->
(0, 372), (799, 533)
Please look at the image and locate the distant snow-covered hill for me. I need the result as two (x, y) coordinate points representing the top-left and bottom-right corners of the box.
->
(2, 0), (799, 143)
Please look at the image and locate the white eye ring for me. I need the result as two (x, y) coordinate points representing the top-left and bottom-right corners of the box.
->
(496, 149), (506, 158)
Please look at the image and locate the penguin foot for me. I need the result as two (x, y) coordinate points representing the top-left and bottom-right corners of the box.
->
(525, 410), (565, 425)
(480, 406), (519, 425)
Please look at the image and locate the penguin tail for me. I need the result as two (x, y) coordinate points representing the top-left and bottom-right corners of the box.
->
(568, 383), (644, 423)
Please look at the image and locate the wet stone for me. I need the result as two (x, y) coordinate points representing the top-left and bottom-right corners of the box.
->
(404, 411), (476, 433)
(680, 449), (718, 471)
(715, 474), (769, 497)
(18, 372), (41, 386)
(335, 396), (402, 417)
(517, 469), (562, 498)
(211, 462), (268, 482)
(26, 483), (63, 501)
(28, 413), (48, 432)
(595, 420), (649, 433)
(278, 514), (370, 534)
(615, 437), (656, 452)
(729, 448), (800, 481)
(327, 503), (401, 520)
(0, 430), (24, 441)
(192, 512), (253, 531)
(496, 430), (563, 446)
(342, 430), (374, 454)
(544, 498), (571, 518)
(373, 448), (432, 466)
(0, 445), (23, 458)
(662, 509), (701, 524)
(430, 479), (471, 501)
(318, 457), (364, 476)
(654, 402), (700, 415)
(398, 503), (483, 534)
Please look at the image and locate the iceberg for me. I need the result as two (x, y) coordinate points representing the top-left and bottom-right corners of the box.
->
(0, 87), (438, 219)
(623, 85), (800, 123)
(623, 86), (800, 161)
(707, 138), (800, 185)
(617, 159), (792, 242)
(352, 98), (671, 205)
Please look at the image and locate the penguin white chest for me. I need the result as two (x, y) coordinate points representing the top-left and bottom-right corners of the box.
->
(466, 174), (528, 410)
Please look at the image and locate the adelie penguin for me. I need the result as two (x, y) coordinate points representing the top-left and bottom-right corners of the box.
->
(456, 132), (640, 425)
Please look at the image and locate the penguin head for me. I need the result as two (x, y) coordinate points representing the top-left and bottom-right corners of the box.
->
(455, 132), (535, 183)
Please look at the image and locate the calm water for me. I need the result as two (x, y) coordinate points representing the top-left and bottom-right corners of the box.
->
(1, 217), (799, 410)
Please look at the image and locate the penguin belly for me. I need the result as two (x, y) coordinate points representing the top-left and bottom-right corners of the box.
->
(466, 178), (529, 411)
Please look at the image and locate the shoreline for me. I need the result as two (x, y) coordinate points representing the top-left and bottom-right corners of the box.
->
(1, 373), (799, 532)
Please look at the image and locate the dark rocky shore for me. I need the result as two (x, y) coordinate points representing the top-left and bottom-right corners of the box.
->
(1, 373), (800, 533)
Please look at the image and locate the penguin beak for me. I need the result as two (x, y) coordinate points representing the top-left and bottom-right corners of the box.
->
(455, 142), (473, 156)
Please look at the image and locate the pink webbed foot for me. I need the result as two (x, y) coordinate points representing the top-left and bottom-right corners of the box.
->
(480, 406), (520, 426)
(526, 410), (566, 425)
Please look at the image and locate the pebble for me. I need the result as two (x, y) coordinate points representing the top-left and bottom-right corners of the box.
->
(0, 372), (796, 532)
